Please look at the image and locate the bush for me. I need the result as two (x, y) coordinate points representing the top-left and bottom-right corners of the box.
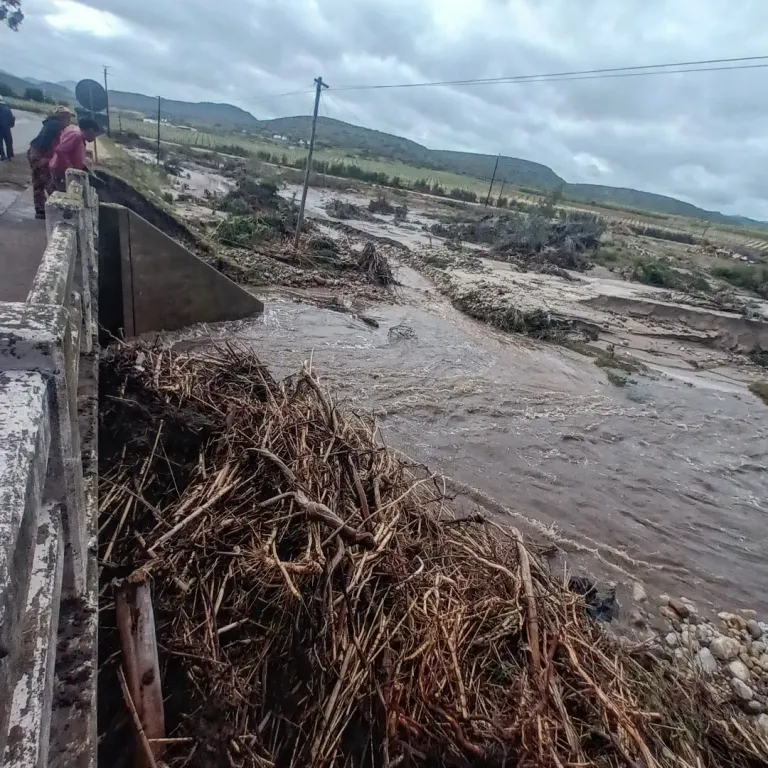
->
(23, 87), (46, 103)
(368, 194), (394, 214)
(162, 191), (174, 204)
(625, 223), (697, 244)
(749, 380), (768, 406)
(593, 243), (628, 267)
(215, 143), (252, 158)
(0, 82), (15, 98)
(216, 215), (273, 247)
(710, 263), (768, 298)
(449, 188), (478, 203)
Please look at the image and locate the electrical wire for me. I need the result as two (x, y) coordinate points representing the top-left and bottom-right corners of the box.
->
(323, 92), (372, 130)
(333, 54), (768, 91)
(243, 89), (315, 104)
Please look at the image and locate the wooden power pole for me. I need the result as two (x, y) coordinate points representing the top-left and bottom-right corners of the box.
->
(294, 76), (329, 248)
(156, 97), (162, 163)
(484, 154), (501, 207)
(103, 65), (111, 136)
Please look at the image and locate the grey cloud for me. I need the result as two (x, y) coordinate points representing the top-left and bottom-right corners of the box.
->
(4, 0), (768, 217)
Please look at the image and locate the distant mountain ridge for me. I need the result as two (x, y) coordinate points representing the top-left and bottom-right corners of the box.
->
(1, 70), (763, 228)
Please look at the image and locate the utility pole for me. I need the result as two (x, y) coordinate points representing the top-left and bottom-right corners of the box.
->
(103, 65), (111, 136)
(294, 76), (329, 248)
(484, 154), (500, 207)
(156, 96), (162, 163)
(496, 179), (506, 208)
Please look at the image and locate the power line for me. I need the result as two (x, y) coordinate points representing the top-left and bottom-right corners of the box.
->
(333, 54), (768, 91)
(243, 89), (315, 104)
(323, 93), (372, 130)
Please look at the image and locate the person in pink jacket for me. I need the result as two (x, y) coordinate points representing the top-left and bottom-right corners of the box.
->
(49, 117), (100, 189)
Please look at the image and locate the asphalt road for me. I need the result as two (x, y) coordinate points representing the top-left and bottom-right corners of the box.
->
(6, 108), (43, 156)
(0, 110), (48, 301)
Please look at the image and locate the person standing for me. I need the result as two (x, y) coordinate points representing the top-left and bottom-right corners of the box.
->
(27, 105), (72, 219)
(0, 97), (15, 160)
(49, 117), (100, 189)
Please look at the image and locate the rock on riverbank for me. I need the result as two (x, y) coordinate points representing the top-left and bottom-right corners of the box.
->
(648, 596), (768, 718)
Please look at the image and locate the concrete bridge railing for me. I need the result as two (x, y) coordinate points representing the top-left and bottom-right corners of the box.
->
(0, 169), (98, 767)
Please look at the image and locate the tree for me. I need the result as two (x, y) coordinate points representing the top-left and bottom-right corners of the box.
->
(1, 0), (23, 29)
(0, 82), (16, 98)
(23, 87), (45, 103)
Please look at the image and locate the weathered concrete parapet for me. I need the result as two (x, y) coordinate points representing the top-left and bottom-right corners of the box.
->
(0, 172), (99, 766)
(0, 304), (86, 594)
(45, 188), (92, 355)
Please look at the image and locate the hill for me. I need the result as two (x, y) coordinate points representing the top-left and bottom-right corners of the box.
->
(109, 91), (260, 130)
(430, 149), (564, 190)
(1, 69), (763, 227)
(257, 115), (766, 228)
(259, 115), (433, 165)
(0, 71), (72, 101)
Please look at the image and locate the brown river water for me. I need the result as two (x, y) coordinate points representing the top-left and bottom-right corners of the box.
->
(164, 261), (768, 617)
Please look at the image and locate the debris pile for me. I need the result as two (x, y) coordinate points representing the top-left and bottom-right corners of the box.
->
(450, 281), (576, 341)
(368, 194), (394, 214)
(357, 241), (396, 286)
(325, 198), (374, 221)
(98, 344), (768, 768)
(431, 211), (604, 275)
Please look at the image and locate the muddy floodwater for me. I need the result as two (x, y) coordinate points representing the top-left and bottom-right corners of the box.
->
(167, 258), (768, 616)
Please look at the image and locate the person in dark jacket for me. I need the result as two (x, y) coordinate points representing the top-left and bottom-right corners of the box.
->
(0, 98), (15, 160)
(27, 105), (72, 218)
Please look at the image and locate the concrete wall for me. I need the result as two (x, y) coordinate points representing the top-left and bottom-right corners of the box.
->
(0, 170), (98, 767)
(99, 204), (263, 340)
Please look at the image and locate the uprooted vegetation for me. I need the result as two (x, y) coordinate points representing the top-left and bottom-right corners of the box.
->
(450, 282), (576, 341)
(430, 207), (605, 275)
(357, 241), (397, 286)
(750, 380), (768, 405)
(629, 259), (712, 294)
(214, 178), (299, 244)
(97, 343), (768, 768)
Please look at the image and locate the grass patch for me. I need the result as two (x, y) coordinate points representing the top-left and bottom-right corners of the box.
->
(710, 263), (768, 299)
(749, 380), (768, 405)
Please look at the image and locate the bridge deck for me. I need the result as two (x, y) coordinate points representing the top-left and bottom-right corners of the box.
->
(0, 111), (50, 303)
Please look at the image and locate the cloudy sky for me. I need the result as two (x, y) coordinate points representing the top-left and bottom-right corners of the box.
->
(3, 0), (768, 218)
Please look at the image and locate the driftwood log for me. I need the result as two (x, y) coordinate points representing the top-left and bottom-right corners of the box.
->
(115, 574), (165, 768)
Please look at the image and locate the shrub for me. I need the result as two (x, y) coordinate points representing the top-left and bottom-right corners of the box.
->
(448, 188), (478, 203)
(0, 82), (15, 98)
(368, 194), (394, 214)
(23, 86), (46, 102)
(749, 380), (768, 406)
(710, 263), (768, 299)
(215, 143), (252, 158)
(630, 260), (711, 294)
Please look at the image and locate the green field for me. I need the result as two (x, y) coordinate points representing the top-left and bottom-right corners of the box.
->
(119, 116), (503, 194)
